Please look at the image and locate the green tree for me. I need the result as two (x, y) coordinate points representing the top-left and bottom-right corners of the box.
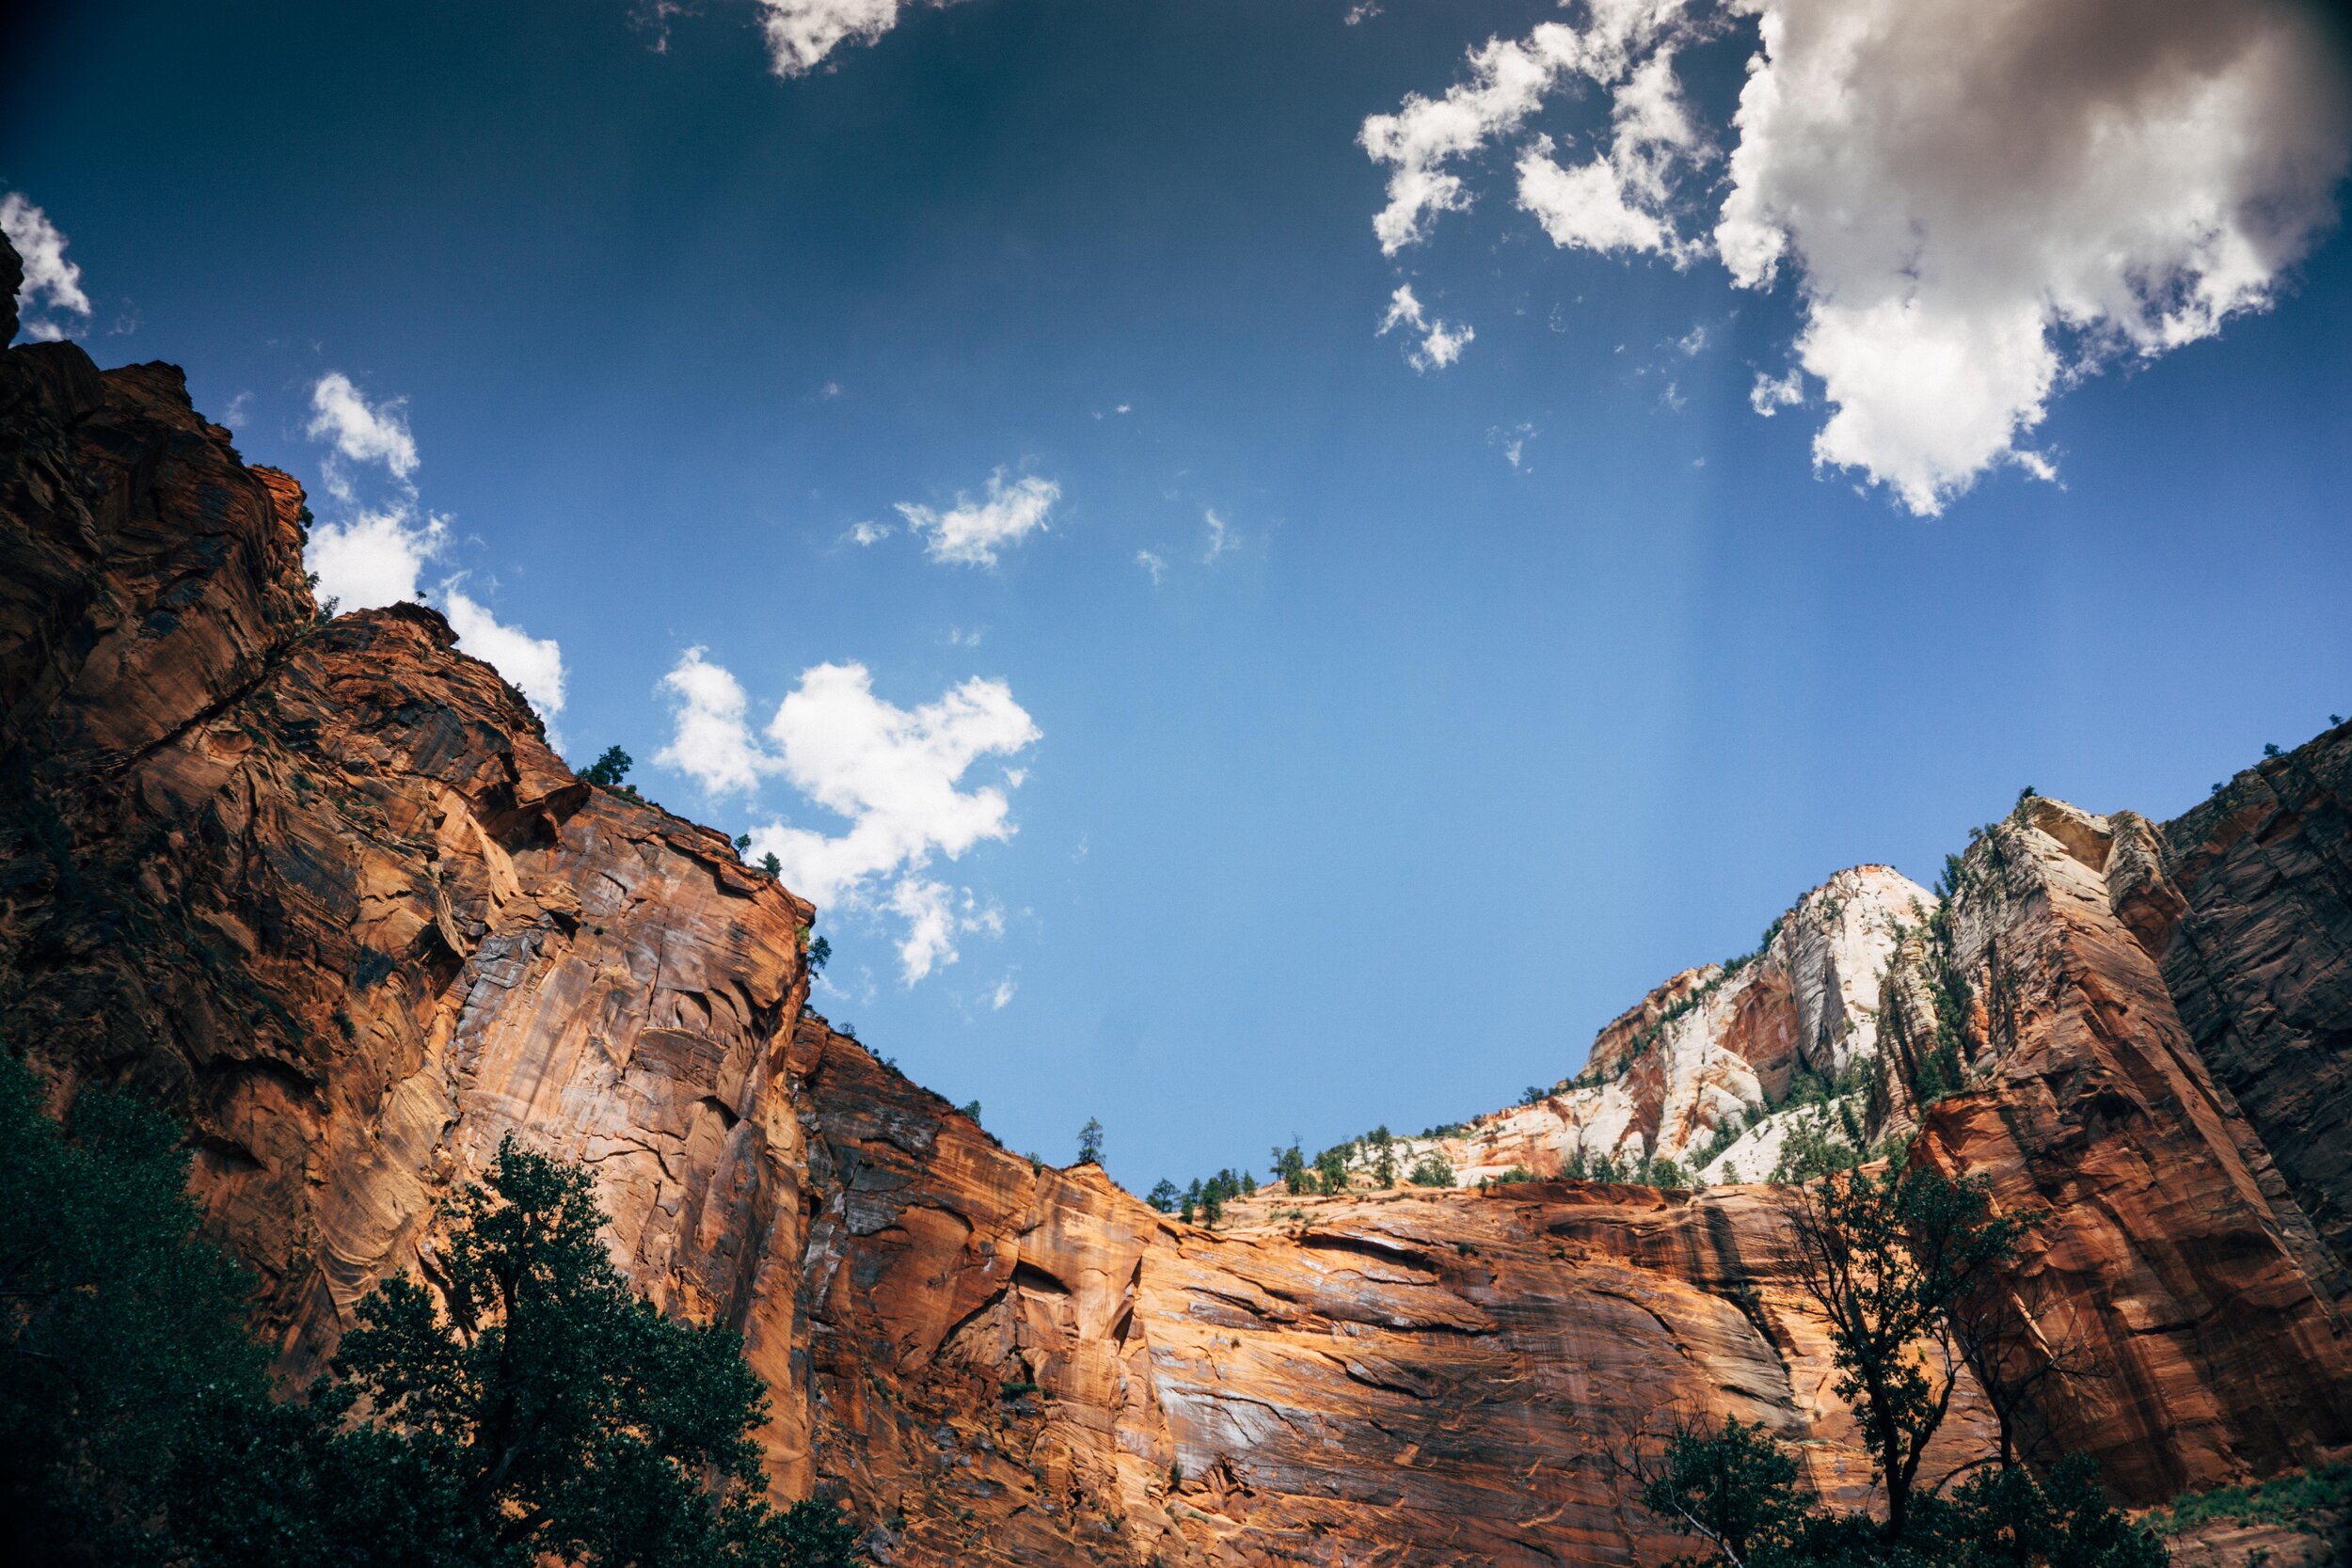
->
(1271, 1141), (1310, 1196)
(580, 747), (633, 788)
(1313, 1145), (1351, 1196)
(1368, 1126), (1397, 1187)
(1076, 1117), (1104, 1165)
(1624, 1415), (1816, 1568)
(315, 1134), (834, 1567)
(1406, 1149), (1454, 1187)
(0, 1049), (269, 1565)
(1145, 1180), (1181, 1214)
(1779, 1157), (2023, 1542)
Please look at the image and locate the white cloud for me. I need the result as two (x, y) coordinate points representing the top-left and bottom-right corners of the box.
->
(307, 508), (448, 610)
(1365, 0), (2352, 514)
(294, 376), (566, 736)
(1490, 421), (1536, 467)
(654, 647), (773, 796)
(758, 0), (961, 77)
(442, 588), (567, 730)
(1201, 509), (1234, 563)
(1136, 549), (1166, 584)
(843, 519), (891, 546)
(3, 192), (94, 341)
(1345, 2), (1381, 24)
(307, 372), (420, 498)
(1377, 284), (1475, 371)
(986, 974), (1018, 1010)
(656, 652), (1041, 979)
(897, 469), (1059, 567)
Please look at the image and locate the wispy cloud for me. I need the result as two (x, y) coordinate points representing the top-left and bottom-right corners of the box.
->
(897, 468), (1059, 567)
(1377, 284), (1473, 372)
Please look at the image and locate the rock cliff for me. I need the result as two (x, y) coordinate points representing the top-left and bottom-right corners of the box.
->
(3, 316), (2348, 1563)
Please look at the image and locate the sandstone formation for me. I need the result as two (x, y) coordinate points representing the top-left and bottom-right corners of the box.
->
(4, 309), (2349, 1564)
(1400, 864), (1931, 1187)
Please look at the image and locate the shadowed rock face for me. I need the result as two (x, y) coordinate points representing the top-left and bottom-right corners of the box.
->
(2153, 729), (2352, 1303)
(3, 323), (2348, 1565)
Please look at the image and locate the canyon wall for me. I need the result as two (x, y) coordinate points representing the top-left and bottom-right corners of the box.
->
(3, 319), (2347, 1563)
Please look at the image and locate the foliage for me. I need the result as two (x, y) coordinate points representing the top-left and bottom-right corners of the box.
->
(800, 929), (831, 976)
(958, 1101), (981, 1125)
(1406, 1148), (1454, 1187)
(312, 1135), (827, 1567)
(1630, 1416), (1814, 1568)
(1270, 1142), (1310, 1196)
(0, 1058), (861, 1568)
(1622, 1418), (2165, 1568)
(1145, 1180), (1182, 1214)
(0, 1048), (269, 1565)
(1778, 1157), (2023, 1539)
(1487, 1165), (1538, 1186)
(1075, 1117), (1104, 1165)
(1312, 1144), (1351, 1196)
(1367, 1126), (1397, 1187)
(2151, 1463), (2352, 1538)
(759, 853), (783, 880)
(580, 746), (633, 789)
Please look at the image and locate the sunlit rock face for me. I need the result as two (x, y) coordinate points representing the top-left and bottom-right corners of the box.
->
(2, 322), (2347, 1566)
(0, 337), (820, 1481)
(1899, 797), (2352, 1500)
(1406, 864), (1931, 1187)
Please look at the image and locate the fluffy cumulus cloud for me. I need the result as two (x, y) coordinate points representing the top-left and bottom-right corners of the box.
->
(757, 0), (959, 76)
(896, 469), (1059, 567)
(1366, 0), (2352, 514)
(296, 374), (566, 732)
(307, 372), (420, 497)
(2, 193), (94, 341)
(443, 589), (568, 726)
(1377, 285), (1474, 372)
(656, 651), (1040, 983)
(307, 508), (449, 610)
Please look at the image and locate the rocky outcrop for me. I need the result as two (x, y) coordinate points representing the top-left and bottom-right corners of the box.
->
(1402, 865), (1929, 1187)
(787, 1022), (1997, 1566)
(0, 333), (820, 1478)
(1901, 799), (2351, 1499)
(4, 307), (2348, 1562)
(2153, 727), (2352, 1302)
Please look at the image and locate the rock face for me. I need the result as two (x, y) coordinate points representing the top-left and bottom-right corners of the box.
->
(2153, 728), (2352, 1305)
(4, 319), (2349, 1563)
(1406, 865), (1931, 1187)
(1902, 799), (2351, 1499)
(0, 334), (821, 1480)
(786, 1022), (1997, 1566)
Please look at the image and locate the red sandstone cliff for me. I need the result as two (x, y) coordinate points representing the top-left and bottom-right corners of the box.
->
(3, 322), (2347, 1564)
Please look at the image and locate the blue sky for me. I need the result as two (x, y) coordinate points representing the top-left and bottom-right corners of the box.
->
(7, 0), (2350, 1193)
